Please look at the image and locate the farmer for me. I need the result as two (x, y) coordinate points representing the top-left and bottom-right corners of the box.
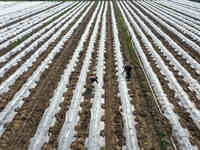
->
(89, 74), (98, 84)
(123, 64), (132, 81)
(83, 74), (98, 97)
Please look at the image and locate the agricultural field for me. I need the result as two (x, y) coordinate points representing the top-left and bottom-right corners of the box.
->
(0, 0), (199, 150)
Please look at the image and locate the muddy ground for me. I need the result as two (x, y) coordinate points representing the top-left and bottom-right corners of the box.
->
(0, 1), (199, 150)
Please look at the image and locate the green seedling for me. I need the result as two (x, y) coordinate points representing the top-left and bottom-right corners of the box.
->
(160, 131), (168, 137)
(160, 139), (169, 150)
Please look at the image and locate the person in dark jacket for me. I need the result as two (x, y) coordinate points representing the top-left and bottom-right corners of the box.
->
(83, 74), (98, 97)
(123, 64), (132, 81)
(89, 75), (98, 84)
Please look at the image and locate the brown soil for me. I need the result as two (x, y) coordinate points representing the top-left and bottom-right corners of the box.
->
(103, 3), (125, 150)
(0, 3), (97, 150)
(0, 3), (79, 59)
(117, 2), (173, 150)
(0, 4), (79, 85)
(131, 0), (200, 113)
(126, 1), (200, 147)
(0, 3), (87, 113)
(1, 1), (199, 150)
(144, 48), (200, 148)
(139, 3), (200, 81)
(71, 3), (103, 150)
(135, 2), (200, 64)
(42, 3), (100, 150)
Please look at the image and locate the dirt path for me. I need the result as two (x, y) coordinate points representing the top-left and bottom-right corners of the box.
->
(0, 3), (88, 113)
(1, 1), (199, 150)
(0, 3), (78, 66)
(128, 1), (200, 109)
(122, 1), (200, 147)
(71, 3), (103, 150)
(0, 3), (97, 150)
(104, 3), (125, 150)
(132, 1), (200, 64)
(0, 3), (80, 85)
(41, 2), (101, 150)
(134, 2), (200, 81)
(114, 2), (174, 150)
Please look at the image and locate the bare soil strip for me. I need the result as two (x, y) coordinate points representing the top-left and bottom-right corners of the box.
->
(117, 2), (173, 150)
(123, 2), (200, 147)
(133, 2), (200, 64)
(40, 3), (101, 150)
(0, 3), (88, 113)
(0, 3), (82, 85)
(143, 48), (200, 148)
(86, 3), (107, 149)
(0, 2), (79, 63)
(119, 1), (199, 149)
(71, 3), (103, 150)
(138, 2), (200, 81)
(138, 2), (200, 67)
(1, 1), (200, 150)
(143, 5), (200, 47)
(130, 2), (200, 110)
(103, 3), (125, 150)
(146, 32), (200, 108)
(0, 3), (97, 150)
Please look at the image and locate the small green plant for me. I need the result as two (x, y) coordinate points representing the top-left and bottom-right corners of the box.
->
(160, 139), (169, 150)
(160, 131), (168, 137)
(140, 81), (146, 89)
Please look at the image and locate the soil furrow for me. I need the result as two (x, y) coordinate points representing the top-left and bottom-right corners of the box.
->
(1, 1), (200, 150)
(139, 2), (200, 52)
(143, 48), (200, 148)
(0, 3), (81, 85)
(132, 1), (200, 63)
(0, 3), (97, 150)
(137, 3), (200, 81)
(128, 13), (200, 148)
(103, 3), (125, 150)
(0, 3), (87, 112)
(0, 3), (72, 51)
(128, 2), (200, 107)
(117, 2), (173, 150)
(144, 6), (200, 47)
(40, 3), (100, 150)
(0, 2), (79, 62)
(118, 1), (200, 149)
(144, 1), (200, 33)
(71, 3), (103, 150)
(147, 33), (200, 108)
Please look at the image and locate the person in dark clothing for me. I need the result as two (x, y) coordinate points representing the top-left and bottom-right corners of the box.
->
(83, 75), (98, 97)
(123, 64), (132, 81)
(89, 75), (98, 84)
